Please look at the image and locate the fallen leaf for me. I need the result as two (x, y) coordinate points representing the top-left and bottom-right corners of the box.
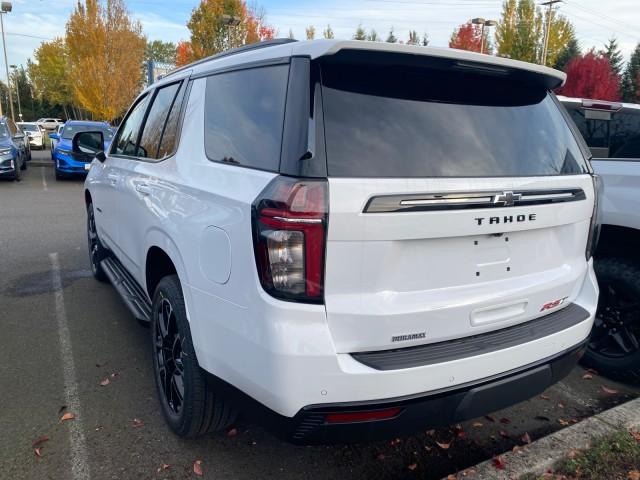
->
(630, 431), (640, 442)
(110, 372), (119, 378)
(499, 430), (510, 438)
(34, 448), (42, 457)
(558, 401), (565, 409)
(407, 463), (418, 471)
(558, 418), (569, 426)
(628, 470), (640, 480)
(424, 445), (431, 452)
(376, 453), (386, 460)
(570, 418), (578, 424)
(484, 415), (496, 422)
(472, 422), (483, 428)
(492, 455), (506, 470)
(95, 426), (103, 431)
(193, 460), (203, 477)
(99, 378), (110, 387)
(582, 373), (593, 380)
(601, 385), (619, 395)
(436, 440), (451, 450)
(587, 368), (598, 375)
(567, 450), (579, 459)
(32, 436), (49, 447)
(512, 445), (523, 453)
(227, 428), (237, 437)
(390, 438), (401, 446)
(447, 475), (456, 480)
(540, 395), (550, 400)
(60, 413), (75, 422)
(462, 468), (476, 477)
(132, 418), (144, 428)
(156, 464), (170, 473)
(521, 432), (532, 444)
(535, 415), (551, 422)
(499, 417), (511, 425)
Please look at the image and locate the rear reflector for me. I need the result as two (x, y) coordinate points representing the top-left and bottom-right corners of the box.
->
(324, 408), (402, 424)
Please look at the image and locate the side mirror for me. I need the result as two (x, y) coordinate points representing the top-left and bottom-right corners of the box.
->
(73, 131), (104, 157)
(49, 133), (60, 140)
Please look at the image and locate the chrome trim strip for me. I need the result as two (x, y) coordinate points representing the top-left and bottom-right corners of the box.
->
(272, 216), (323, 224)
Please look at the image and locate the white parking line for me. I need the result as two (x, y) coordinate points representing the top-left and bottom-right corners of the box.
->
(50, 252), (91, 480)
(41, 167), (48, 191)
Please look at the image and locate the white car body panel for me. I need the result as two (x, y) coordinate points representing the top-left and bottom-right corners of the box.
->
(592, 159), (640, 230)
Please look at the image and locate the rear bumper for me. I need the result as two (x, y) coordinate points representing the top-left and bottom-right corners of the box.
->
(216, 340), (587, 444)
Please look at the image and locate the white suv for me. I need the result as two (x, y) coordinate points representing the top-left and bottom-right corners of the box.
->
(82, 39), (599, 443)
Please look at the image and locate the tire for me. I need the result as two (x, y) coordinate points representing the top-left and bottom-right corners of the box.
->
(151, 275), (236, 437)
(13, 157), (21, 181)
(21, 155), (28, 170)
(582, 257), (640, 383)
(87, 202), (108, 282)
(55, 168), (62, 180)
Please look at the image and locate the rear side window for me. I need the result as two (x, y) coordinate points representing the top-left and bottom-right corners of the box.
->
(321, 63), (588, 177)
(204, 65), (288, 171)
(113, 94), (149, 156)
(568, 107), (640, 159)
(138, 81), (184, 160)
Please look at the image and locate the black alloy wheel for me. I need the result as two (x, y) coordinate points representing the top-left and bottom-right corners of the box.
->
(154, 297), (185, 416)
(86, 203), (108, 281)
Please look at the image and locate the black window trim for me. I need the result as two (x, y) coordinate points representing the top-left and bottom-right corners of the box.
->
(110, 77), (190, 164)
(202, 61), (291, 174)
(109, 91), (151, 159)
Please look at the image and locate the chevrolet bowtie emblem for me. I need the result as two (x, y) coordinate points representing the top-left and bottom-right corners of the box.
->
(493, 191), (522, 207)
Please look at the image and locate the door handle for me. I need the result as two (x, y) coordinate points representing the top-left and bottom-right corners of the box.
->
(135, 183), (151, 195)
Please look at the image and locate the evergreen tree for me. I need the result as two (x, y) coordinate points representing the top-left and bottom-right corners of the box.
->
(367, 29), (379, 42)
(422, 32), (429, 46)
(386, 27), (397, 43)
(622, 43), (640, 103)
(554, 37), (579, 71)
(407, 30), (419, 45)
(323, 24), (334, 39)
(287, 28), (295, 40)
(354, 24), (366, 40)
(602, 37), (623, 76)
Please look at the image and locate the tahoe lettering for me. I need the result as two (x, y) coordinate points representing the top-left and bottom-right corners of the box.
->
(475, 214), (537, 226)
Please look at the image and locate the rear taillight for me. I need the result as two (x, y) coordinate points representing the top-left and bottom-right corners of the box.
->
(586, 174), (603, 260)
(252, 176), (328, 303)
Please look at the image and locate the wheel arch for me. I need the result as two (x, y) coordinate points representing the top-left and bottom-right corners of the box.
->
(596, 224), (640, 262)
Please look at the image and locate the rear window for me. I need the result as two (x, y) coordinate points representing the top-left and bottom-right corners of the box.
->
(566, 106), (640, 159)
(321, 63), (588, 177)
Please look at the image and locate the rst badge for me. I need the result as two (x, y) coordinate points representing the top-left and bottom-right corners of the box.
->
(540, 296), (569, 312)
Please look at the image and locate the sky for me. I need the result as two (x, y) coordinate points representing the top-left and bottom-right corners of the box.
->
(3, 0), (639, 76)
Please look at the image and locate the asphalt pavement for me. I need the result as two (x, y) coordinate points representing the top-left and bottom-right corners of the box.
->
(1, 150), (639, 480)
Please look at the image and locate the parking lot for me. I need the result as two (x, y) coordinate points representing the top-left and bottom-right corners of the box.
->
(1, 150), (638, 480)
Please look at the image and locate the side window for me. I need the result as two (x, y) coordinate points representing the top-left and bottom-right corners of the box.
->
(611, 112), (640, 159)
(112, 94), (149, 156)
(157, 82), (187, 158)
(138, 81), (184, 160)
(204, 64), (289, 171)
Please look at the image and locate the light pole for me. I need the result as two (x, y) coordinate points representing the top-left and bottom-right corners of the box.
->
(471, 17), (497, 55)
(541, 0), (562, 66)
(0, 2), (13, 121)
(10, 64), (21, 121)
(221, 14), (241, 50)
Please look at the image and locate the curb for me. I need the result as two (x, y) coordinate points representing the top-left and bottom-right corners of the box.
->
(446, 396), (640, 479)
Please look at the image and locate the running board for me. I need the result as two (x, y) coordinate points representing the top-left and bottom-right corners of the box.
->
(101, 257), (152, 322)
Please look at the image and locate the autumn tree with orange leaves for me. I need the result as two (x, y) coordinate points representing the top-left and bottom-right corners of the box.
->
(66, 0), (145, 121)
(176, 0), (275, 66)
(449, 22), (484, 53)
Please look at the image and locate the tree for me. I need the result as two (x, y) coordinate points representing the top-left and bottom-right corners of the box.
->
(287, 28), (295, 40)
(495, 0), (542, 63)
(28, 38), (74, 115)
(554, 37), (579, 71)
(145, 40), (177, 65)
(367, 29), (378, 42)
(407, 30), (419, 46)
(422, 32), (429, 46)
(449, 22), (482, 52)
(354, 24), (366, 41)
(386, 27), (397, 43)
(305, 25), (315, 40)
(181, 0), (275, 65)
(542, 8), (575, 67)
(622, 43), (640, 102)
(602, 37), (624, 76)
(323, 24), (334, 39)
(65, 0), (146, 121)
(556, 50), (621, 101)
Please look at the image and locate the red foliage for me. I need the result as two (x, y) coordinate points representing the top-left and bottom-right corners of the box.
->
(449, 22), (483, 53)
(556, 51), (621, 101)
(176, 41), (193, 67)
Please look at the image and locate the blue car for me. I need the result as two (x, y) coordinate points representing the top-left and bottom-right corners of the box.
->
(0, 116), (28, 181)
(50, 121), (114, 180)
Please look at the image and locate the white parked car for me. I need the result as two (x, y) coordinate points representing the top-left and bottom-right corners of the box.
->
(17, 122), (44, 149)
(36, 117), (63, 131)
(83, 39), (600, 443)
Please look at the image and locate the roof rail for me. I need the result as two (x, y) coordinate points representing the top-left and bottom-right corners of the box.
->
(162, 38), (298, 80)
